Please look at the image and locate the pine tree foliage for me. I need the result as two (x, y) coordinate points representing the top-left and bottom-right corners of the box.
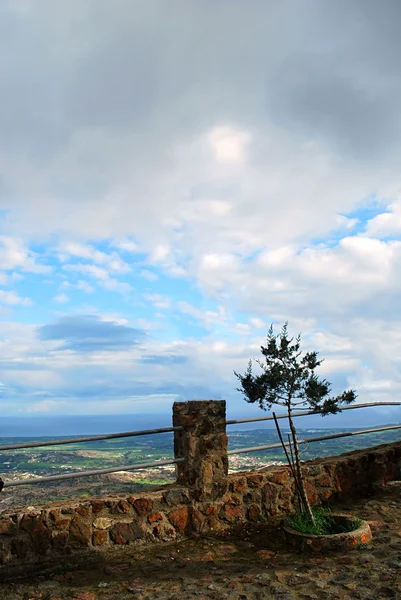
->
(234, 322), (357, 524)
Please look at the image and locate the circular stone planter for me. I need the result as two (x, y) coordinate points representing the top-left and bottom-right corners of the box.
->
(283, 514), (372, 553)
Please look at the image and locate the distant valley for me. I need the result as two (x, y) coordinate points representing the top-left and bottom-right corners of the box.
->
(0, 427), (399, 510)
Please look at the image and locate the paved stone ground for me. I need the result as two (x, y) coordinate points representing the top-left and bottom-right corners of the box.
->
(1, 483), (400, 600)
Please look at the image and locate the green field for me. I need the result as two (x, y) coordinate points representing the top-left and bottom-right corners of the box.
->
(0, 426), (399, 509)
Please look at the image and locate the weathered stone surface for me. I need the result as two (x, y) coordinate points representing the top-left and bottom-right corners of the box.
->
(51, 530), (69, 550)
(109, 522), (143, 544)
(90, 500), (104, 513)
(283, 516), (372, 552)
(303, 479), (318, 505)
(132, 497), (153, 516)
(270, 469), (290, 485)
(30, 521), (51, 555)
(93, 518), (112, 530)
(61, 506), (74, 515)
(247, 474), (264, 487)
(48, 509), (71, 531)
(92, 530), (108, 546)
(243, 489), (262, 504)
(163, 489), (189, 507)
(173, 400), (227, 500)
(219, 503), (244, 523)
(19, 513), (42, 533)
(148, 512), (163, 523)
(0, 518), (16, 535)
(191, 509), (205, 532)
(262, 482), (280, 514)
(113, 500), (131, 514)
(315, 471), (333, 487)
(11, 538), (29, 558)
(247, 504), (261, 521)
(168, 507), (189, 532)
(69, 515), (92, 547)
(75, 504), (91, 517)
(152, 522), (176, 540)
(230, 477), (247, 492)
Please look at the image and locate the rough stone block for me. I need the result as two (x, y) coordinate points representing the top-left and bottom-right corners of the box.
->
(0, 518), (16, 535)
(247, 474), (264, 487)
(163, 489), (190, 507)
(30, 521), (52, 555)
(270, 469), (290, 485)
(148, 512), (163, 523)
(219, 503), (244, 522)
(69, 515), (92, 547)
(93, 518), (112, 530)
(93, 530), (108, 546)
(247, 504), (261, 521)
(90, 500), (104, 513)
(191, 509), (205, 532)
(115, 500), (131, 514)
(109, 521), (143, 544)
(75, 504), (91, 517)
(132, 497), (153, 516)
(230, 477), (247, 493)
(168, 507), (189, 532)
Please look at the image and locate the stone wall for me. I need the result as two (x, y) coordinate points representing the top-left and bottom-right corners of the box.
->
(0, 400), (400, 579)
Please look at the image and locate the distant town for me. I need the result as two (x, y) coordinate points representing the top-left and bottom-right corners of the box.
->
(0, 427), (399, 510)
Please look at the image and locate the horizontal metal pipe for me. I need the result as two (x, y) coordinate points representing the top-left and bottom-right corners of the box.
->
(227, 423), (401, 455)
(3, 458), (184, 488)
(2, 402), (398, 452)
(0, 426), (183, 452)
(226, 402), (401, 426)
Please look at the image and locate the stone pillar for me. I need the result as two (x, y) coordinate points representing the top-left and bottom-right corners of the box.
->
(173, 400), (228, 501)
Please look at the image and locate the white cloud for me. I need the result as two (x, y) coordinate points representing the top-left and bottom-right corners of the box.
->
(249, 317), (266, 330)
(0, 290), (32, 306)
(143, 293), (172, 310)
(63, 264), (132, 294)
(112, 238), (138, 253)
(53, 293), (69, 303)
(177, 301), (227, 330)
(2, 1), (401, 417)
(208, 126), (251, 165)
(0, 236), (50, 273)
(140, 269), (158, 281)
(76, 280), (95, 293)
(59, 241), (130, 273)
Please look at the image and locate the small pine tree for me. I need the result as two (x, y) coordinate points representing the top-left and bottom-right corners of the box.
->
(234, 322), (357, 524)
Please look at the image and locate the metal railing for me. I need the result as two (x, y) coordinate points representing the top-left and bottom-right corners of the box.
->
(227, 423), (401, 455)
(226, 402), (401, 426)
(226, 402), (401, 456)
(1, 425), (184, 489)
(0, 401), (400, 489)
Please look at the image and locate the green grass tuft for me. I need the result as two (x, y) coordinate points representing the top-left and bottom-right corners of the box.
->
(287, 507), (362, 535)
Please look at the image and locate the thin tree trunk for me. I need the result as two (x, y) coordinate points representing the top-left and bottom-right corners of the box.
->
(287, 434), (302, 513)
(272, 412), (302, 511)
(287, 408), (315, 525)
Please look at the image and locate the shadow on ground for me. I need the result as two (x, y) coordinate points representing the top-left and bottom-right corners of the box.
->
(1, 484), (400, 600)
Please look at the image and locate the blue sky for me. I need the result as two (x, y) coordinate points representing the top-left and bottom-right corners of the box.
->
(1, 1), (401, 428)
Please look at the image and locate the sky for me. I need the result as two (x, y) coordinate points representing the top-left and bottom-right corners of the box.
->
(1, 0), (401, 428)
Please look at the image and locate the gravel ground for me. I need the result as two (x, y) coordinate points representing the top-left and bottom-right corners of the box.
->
(1, 483), (400, 600)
